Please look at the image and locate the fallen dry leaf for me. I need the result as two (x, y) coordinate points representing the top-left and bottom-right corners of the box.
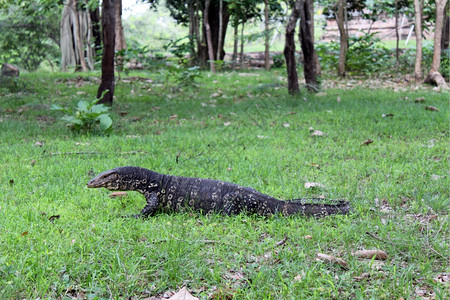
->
(361, 139), (373, 146)
(316, 253), (349, 269)
(353, 273), (370, 281)
(434, 273), (449, 284)
(304, 182), (325, 189)
(311, 130), (325, 137)
(224, 122), (231, 126)
(21, 231), (29, 237)
(303, 235), (313, 240)
(34, 141), (43, 147)
(169, 114), (178, 120)
(294, 274), (303, 282)
(109, 192), (128, 198)
(168, 287), (198, 300)
(225, 270), (245, 281)
(30, 159), (37, 166)
(282, 123), (290, 128)
(425, 106), (439, 111)
(210, 92), (221, 98)
(414, 96), (426, 103)
(310, 163), (320, 169)
(352, 249), (387, 260)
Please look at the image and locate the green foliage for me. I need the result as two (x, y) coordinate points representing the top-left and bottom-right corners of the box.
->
(0, 76), (22, 92)
(0, 1), (61, 70)
(316, 33), (392, 75)
(51, 96), (113, 133)
(161, 61), (202, 87)
(345, 33), (391, 74)
(397, 41), (445, 75)
(123, 7), (187, 51)
(272, 53), (285, 68)
(440, 49), (449, 79)
(115, 46), (151, 77)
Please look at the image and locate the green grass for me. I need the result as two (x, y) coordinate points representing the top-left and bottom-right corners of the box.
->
(0, 70), (448, 299)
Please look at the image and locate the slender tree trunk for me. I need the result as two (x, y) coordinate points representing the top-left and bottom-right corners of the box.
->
(442, 1), (449, 49)
(264, 0), (271, 70)
(284, 0), (301, 95)
(309, 0), (321, 76)
(414, 0), (423, 83)
(188, 0), (196, 61)
(97, 0), (115, 105)
(71, 0), (89, 71)
(424, 0), (449, 88)
(114, 0), (126, 51)
(204, 0), (215, 72)
(240, 22), (246, 69)
(336, 0), (347, 77)
(298, 0), (317, 90)
(216, 0), (224, 61)
(232, 21), (239, 70)
(395, 0), (400, 70)
(89, 5), (101, 55)
(194, 0), (204, 65)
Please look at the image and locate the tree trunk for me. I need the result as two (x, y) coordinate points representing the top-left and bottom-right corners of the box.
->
(414, 0), (423, 83)
(424, 0), (449, 88)
(194, 0), (204, 65)
(114, 0), (126, 52)
(72, 0), (89, 71)
(89, 5), (102, 55)
(395, 0), (400, 70)
(240, 22), (246, 69)
(197, 1), (230, 65)
(298, 0), (317, 90)
(188, 0), (196, 60)
(442, 1), (449, 49)
(97, 0), (115, 105)
(336, 0), (347, 77)
(216, 0), (224, 61)
(204, 0), (215, 72)
(61, 0), (94, 71)
(284, 0), (301, 95)
(264, 0), (271, 70)
(232, 21), (239, 70)
(309, 0), (321, 76)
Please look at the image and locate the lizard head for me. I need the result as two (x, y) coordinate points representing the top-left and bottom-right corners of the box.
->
(87, 166), (150, 191)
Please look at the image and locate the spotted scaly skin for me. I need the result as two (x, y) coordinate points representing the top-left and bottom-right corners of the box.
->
(87, 166), (350, 218)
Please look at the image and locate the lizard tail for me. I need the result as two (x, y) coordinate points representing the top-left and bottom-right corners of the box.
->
(279, 199), (351, 217)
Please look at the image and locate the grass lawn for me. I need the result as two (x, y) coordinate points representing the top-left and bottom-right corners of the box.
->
(0, 70), (448, 299)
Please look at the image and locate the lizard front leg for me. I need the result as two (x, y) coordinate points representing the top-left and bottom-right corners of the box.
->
(138, 192), (159, 218)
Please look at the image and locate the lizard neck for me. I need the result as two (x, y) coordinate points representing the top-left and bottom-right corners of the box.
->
(115, 166), (164, 194)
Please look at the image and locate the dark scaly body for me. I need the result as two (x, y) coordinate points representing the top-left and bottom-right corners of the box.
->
(87, 166), (350, 218)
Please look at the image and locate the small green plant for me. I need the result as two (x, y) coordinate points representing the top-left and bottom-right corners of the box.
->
(272, 53), (285, 68)
(161, 58), (202, 88)
(51, 96), (112, 133)
(316, 33), (392, 75)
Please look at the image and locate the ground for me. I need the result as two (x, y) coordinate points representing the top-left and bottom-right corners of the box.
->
(0, 70), (448, 299)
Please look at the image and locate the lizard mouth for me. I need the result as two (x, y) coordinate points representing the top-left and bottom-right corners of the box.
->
(87, 172), (118, 188)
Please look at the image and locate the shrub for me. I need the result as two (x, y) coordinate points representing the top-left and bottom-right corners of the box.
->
(51, 96), (112, 134)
